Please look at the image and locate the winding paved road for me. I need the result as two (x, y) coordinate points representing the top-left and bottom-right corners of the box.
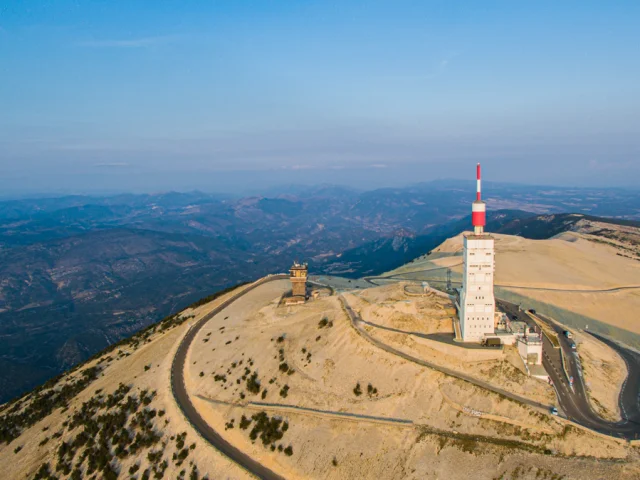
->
(364, 263), (462, 285)
(498, 300), (640, 439)
(348, 284), (640, 440)
(366, 269), (640, 439)
(195, 395), (414, 426)
(497, 284), (640, 294)
(588, 332), (640, 431)
(368, 269), (640, 295)
(170, 275), (288, 480)
(339, 295), (552, 412)
(171, 274), (640, 480)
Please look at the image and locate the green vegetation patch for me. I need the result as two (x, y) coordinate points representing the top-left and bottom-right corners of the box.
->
(248, 411), (288, 447)
(246, 372), (261, 394)
(353, 383), (362, 396)
(318, 317), (334, 329)
(32, 383), (165, 480)
(0, 366), (101, 444)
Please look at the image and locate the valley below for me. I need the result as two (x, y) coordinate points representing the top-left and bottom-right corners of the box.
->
(0, 186), (638, 404)
(2, 268), (640, 480)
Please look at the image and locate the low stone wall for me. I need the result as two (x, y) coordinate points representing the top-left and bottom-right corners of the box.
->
(440, 387), (556, 434)
(412, 335), (504, 362)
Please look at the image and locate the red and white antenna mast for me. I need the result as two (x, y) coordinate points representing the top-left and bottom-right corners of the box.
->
(472, 163), (486, 235)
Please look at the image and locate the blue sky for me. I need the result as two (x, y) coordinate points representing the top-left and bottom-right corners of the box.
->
(1, 1), (639, 195)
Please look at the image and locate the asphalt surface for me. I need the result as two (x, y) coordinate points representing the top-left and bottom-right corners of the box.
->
(367, 265), (640, 440)
(588, 332), (640, 430)
(249, 401), (414, 425)
(347, 293), (640, 439)
(358, 317), (489, 350)
(364, 264), (462, 285)
(498, 300), (640, 440)
(340, 295), (552, 412)
(171, 274), (640, 480)
(171, 275), (288, 480)
(497, 284), (640, 293)
(370, 272), (640, 294)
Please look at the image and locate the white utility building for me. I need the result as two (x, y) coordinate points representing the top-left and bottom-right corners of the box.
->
(459, 164), (496, 342)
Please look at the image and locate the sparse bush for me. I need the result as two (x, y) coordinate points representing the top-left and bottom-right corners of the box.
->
(190, 466), (199, 480)
(148, 450), (163, 464)
(353, 383), (362, 396)
(33, 463), (54, 480)
(239, 415), (252, 430)
(318, 317), (333, 329)
(0, 366), (101, 444)
(176, 432), (187, 450)
(248, 412), (288, 446)
(175, 447), (190, 465)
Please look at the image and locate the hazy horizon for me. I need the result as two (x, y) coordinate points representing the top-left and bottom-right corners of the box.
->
(2, 2), (639, 195)
(3, 169), (640, 201)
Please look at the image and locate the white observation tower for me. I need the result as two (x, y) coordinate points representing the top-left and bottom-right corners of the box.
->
(459, 164), (496, 342)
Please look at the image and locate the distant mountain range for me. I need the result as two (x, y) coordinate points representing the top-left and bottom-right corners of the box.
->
(323, 210), (640, 277)
(0, 182), (638, 402)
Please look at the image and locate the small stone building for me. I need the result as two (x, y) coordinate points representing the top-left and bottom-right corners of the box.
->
(288, 262), (308, 302)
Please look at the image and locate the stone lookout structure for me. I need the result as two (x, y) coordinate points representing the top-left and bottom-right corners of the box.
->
(286, 262), (308, 305)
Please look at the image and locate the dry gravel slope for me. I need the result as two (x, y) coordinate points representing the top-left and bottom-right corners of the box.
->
(391, 231), (640, 339)
(2, 274), (639, 480)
